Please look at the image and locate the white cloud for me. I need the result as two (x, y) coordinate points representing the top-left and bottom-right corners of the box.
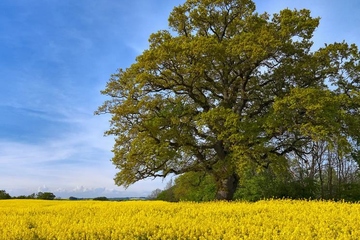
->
(0, 109), (169, 197)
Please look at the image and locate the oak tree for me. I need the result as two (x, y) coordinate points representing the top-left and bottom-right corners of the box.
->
(97, 0), (360, 200)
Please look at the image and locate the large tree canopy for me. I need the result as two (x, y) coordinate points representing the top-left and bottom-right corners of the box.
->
(97, 0), (360, 200)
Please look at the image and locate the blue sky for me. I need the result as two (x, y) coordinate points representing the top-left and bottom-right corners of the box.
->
(0, 0), (359, 198)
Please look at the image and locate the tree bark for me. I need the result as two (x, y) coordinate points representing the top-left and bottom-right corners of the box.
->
(215, 173), (239, 200)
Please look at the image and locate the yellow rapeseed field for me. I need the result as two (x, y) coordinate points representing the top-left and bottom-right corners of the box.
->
(1, 199), (360, 239)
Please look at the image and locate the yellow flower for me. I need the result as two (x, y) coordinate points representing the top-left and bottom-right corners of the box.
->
(1, 199), (360, 239)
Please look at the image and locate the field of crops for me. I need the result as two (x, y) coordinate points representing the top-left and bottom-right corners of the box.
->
(1, 199), (360, 239)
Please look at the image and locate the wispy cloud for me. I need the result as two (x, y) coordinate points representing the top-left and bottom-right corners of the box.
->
(0, 103), (171, 197)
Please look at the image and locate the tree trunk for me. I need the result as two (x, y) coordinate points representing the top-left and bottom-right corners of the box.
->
(215, 173), (239, 200)
(318, 161), (324, 199)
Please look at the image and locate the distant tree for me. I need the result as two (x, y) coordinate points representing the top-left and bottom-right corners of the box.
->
(69, 196), (78, 200)
(37, 192), (56, 200)
(15, 195), (28, 199)
(148, 189), (163, 200)
(28, 193), (36, 199)
(157, 178), (178, 202)
(156, 187), (177, 202)
(172, 172), (216, 202)
(153, 174), (217, 202)
(93, 196), (109, 201)
(0, 190), (11, 199)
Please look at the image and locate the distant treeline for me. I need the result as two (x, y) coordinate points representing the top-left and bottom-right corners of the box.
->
(0, 190), (56, 200)
(0, 190), (146, 201)
(69, 196), (147, 201)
